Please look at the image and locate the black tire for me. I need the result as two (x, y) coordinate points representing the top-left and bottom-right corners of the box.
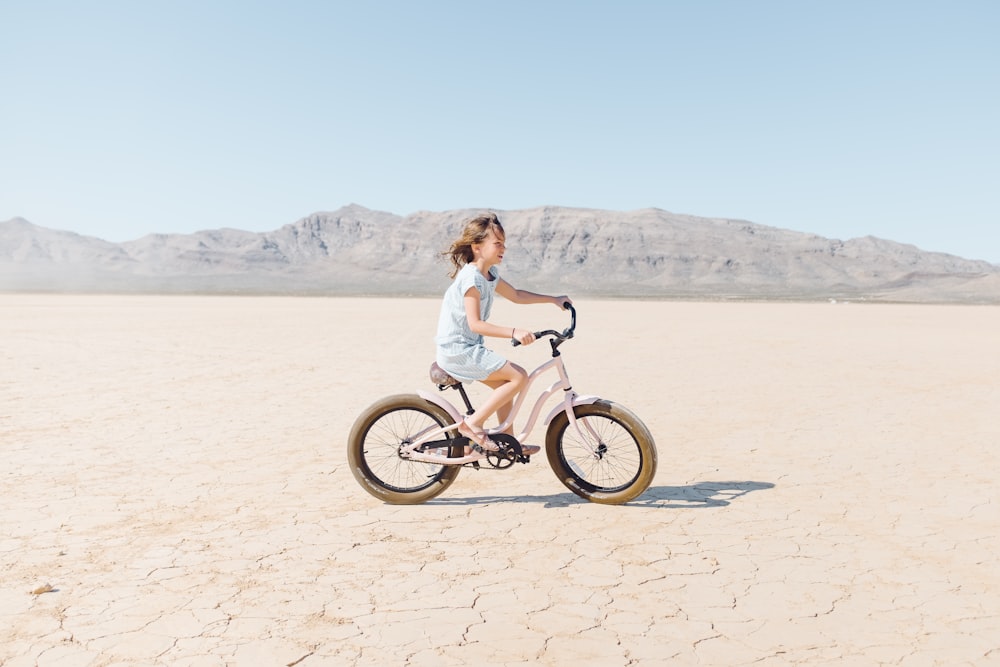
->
(545, 400), (657, 504)
(347, 394), (463, 504)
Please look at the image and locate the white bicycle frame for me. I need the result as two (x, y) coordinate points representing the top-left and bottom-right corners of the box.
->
(400, 352), (600, 465)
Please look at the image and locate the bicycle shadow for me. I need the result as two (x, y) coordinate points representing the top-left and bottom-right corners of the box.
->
(427, 481), (775, 508)
(626, 480), (776, 508)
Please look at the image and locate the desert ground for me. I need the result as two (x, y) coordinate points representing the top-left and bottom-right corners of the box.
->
(2, 294), (998, 666)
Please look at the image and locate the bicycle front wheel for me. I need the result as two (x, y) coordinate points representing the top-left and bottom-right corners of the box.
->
(546, 400), (657, 504)
(347, 394), (463, 504)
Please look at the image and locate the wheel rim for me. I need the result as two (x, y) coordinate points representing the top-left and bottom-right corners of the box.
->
(361, 407), (451, 493)
(558, 414), (642, 492)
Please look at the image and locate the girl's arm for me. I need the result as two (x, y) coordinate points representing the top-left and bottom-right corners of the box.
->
(496, 279), (572, 309)
(463, 289), (528, 340)
(465, 282), (572, 345)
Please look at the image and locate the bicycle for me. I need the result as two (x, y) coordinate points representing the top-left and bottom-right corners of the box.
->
(347, 304), (657, 505)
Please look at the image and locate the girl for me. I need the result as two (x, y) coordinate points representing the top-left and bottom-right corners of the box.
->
(435, 213), (572, 456)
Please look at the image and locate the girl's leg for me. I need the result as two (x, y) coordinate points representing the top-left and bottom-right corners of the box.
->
(480, 362), (527, 434)
(462, 362), (541, 457)
(465, 362), (527, 432)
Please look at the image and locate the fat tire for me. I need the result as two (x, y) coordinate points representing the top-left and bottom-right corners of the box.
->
(348, 394), (463, 504)
(546, 400), (657, 504)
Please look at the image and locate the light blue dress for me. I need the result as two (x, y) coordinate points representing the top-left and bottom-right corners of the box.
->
(434, 263), (507, 382)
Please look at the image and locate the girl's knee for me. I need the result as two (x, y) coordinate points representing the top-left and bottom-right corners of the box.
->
(511, 376), (525, 391)
(510, 364), (528, 387)
(488, 362), (527, 387)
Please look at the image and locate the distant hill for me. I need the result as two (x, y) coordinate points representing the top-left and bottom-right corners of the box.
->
(2, 205), (998, 302)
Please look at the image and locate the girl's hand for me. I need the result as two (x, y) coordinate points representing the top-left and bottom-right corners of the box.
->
(553, 296), (573, 309)
(512, 328), (536, 346)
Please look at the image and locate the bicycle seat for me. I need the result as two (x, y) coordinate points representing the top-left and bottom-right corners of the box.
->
(429, 362), (460, 387)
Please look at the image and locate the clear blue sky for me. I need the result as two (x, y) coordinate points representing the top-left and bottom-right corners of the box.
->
(2, 1), (998, 263)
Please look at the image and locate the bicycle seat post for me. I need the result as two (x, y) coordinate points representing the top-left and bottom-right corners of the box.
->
(430, 362), (476, 416)
(452, 383), (475, 416)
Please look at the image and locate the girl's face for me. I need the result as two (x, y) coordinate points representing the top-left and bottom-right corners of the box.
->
(474, 229), (506, 267)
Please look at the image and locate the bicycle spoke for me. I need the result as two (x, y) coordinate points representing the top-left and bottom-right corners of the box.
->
(362, 408), (447, 491)
(561, 415), (641, 491)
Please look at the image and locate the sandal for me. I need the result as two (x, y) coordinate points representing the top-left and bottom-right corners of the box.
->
(457, 418), (500, 454)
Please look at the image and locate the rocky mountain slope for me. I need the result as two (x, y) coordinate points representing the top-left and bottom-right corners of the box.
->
(2, 205), (998, 302)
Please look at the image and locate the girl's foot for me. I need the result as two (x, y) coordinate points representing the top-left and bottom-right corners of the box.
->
(457, 418), (500, 454)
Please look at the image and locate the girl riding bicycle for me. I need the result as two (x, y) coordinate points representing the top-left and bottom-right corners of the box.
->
(349, 220), (655, 504)
(435, 213), (571, 456)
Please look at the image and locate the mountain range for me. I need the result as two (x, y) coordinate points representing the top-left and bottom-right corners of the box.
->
(2, 205), (998, 302)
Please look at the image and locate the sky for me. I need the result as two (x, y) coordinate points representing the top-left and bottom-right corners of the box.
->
(2, 1), (998, 263)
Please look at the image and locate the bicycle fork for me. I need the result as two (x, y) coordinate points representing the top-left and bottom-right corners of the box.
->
(557, 391), (606, 458)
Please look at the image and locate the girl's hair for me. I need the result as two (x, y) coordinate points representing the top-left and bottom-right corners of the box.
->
(442, 213), (505, 278)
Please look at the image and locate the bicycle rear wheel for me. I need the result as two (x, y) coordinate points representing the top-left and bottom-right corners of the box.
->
(347, 394), (463, 504)
(545, 400), (657, 504)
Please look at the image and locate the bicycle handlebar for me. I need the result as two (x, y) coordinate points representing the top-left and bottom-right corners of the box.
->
(511, 302), (576, 348)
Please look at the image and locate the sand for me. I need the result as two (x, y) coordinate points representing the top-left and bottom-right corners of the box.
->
(2, 294), (999, 666)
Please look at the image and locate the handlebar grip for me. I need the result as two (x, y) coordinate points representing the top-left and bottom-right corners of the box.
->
(511, 331), (543, 347)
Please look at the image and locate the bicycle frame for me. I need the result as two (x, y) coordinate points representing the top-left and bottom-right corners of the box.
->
(402, 351), (600, 466)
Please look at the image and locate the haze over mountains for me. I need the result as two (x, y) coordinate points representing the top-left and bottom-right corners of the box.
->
(2, 205), (998, 302)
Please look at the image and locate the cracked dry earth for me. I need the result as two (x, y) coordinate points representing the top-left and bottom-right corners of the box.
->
(2, 295), (999, 666)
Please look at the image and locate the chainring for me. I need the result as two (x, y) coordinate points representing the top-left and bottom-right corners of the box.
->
(485, 433), (523, 469)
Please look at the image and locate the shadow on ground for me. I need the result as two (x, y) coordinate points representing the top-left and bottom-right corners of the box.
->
(426, 481), (775, 508)
(631, 480), (775, 508)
